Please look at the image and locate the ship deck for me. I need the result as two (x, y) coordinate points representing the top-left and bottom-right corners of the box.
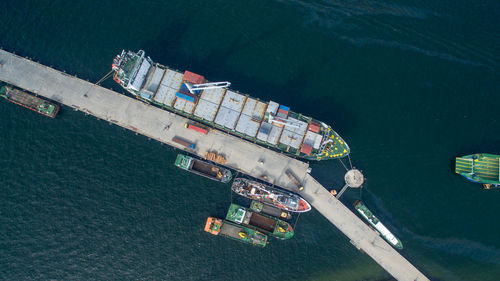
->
(0, 49), (428, 281)
(456, 155), (500, 183)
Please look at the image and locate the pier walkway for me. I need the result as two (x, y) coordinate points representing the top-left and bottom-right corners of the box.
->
(0, 49), (428, 281)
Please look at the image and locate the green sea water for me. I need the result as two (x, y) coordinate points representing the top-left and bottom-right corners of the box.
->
(0, 0), (499, 280)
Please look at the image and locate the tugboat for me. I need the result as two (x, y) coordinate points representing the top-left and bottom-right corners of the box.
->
(174, 154), (232, 183)
(204, 217), (268, 247)
(231, 178), (311, 213)
(225, 203), (294, 240)
(1, 85), (59, 118)
(455, 154), (499, 189)
(353, 200), (403, 250)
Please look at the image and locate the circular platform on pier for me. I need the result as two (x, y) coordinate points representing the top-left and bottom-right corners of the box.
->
(344, 169), (364, 188)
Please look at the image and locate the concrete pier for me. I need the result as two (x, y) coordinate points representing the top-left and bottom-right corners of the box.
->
(0, 49), (428, 281)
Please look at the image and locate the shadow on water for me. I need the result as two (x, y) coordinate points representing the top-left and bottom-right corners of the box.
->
(142, 22), (357, 135)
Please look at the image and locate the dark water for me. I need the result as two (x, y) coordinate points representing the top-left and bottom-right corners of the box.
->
(0, 0), (499, 280)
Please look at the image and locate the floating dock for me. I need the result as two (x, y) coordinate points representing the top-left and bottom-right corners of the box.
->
(0, 49), (429, 281)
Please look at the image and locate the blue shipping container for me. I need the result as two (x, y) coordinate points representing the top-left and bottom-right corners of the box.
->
(176, 92), (196, 103)
(279, 105), (290, 112)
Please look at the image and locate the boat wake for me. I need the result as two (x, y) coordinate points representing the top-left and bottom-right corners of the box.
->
(277, 0), (498, 70)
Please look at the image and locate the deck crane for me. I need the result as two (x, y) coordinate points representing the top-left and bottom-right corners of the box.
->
(268, 113), (300, 128)
(184, 81), (231, 94)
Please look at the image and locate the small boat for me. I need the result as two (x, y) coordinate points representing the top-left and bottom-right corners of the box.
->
(455, 154), (499, 189)
(353, 200), (403, 250)
(1, 85), (59, 118)
(204, 217), (268, 247)
(174, 154), (232, 183)
(231, 178), (311, 213)
(225, 203), (294, 240)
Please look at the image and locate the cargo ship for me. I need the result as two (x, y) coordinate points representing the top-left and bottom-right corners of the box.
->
(353, 200), (403, 250)
(204, 217), (268, 247)
(225, 203), (294, 240)
(250, 200), (292, 220)
(231, 178), (311, 213)
(174, 154), (232, 183)
(0, 85), (59, 118)
(112, 50), (350, 161)
(455, 153), (499, 189)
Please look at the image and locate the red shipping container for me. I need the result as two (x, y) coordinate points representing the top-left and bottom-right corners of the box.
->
(308, 122), (320, 133)
(187, 124), (208, 134)
(278, 108), (288, 116)
(183, 71), (205, 84)
(301, 144), (312, 155)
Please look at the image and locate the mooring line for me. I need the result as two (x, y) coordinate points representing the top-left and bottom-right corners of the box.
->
(95, 69), (114, 85)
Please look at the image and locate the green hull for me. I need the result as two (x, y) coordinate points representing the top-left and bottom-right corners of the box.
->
(112, 50), (350, 161)
(225, 203), (294, 240)
(1, 85), (59, 118)
(455, 154), (499, 188)
(174, 154), (232, 183)
(353, 201), (403, 250)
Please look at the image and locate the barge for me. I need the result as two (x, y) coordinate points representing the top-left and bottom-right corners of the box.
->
(1, 85), (59, 118)
(204, 217), (268, 247)
(112, 50), (350, 161)
(455, 153), (499, 189)
(174, 154), (232, 183)
(250, 200), (292, 220)
(226, 203), (294, 240)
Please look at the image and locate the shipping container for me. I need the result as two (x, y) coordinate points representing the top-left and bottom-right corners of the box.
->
(172, 136), (195, 149)
(176, 92), (196, 103)
(186, 123), (208, 134)
(308, 122), (321, 133)
(279, 104), (290, 112)
(301, 143), (313, 155)
(183, 70), (205, 84)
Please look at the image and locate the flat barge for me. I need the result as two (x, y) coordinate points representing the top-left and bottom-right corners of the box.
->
(455, 153), (499, 189)
(226, 203), (294, 240)
(174, 154), (232, 183)
(204, 217), (268, 247)
(0, 85), (59, 118)
(250, 200), (292, 220)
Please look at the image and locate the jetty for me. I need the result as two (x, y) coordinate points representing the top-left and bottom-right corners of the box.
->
(0, 49), (428, 281)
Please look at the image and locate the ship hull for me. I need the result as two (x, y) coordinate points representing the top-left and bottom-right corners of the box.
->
(225, 203), (294, 240)
(1, 85), (59, 118)
(455, 154), (499, 188)
(204, 217), (268, 247)
(111, 50), (350, 161)
(353, 200), (403, 250)
(174, 154), (232, 183)
(231, 178), (311, 213)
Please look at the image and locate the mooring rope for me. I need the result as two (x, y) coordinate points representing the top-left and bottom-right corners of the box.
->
(292, 212), (301, 231)
(95, 70), (114, 85)
(338, 158), (349, 171)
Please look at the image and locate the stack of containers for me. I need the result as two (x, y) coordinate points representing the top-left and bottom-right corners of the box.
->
(173, 70), (205, 113)
(277, 105), (289, 119)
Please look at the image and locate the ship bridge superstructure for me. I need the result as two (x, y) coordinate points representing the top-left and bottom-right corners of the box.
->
(111, 50), (350, 160)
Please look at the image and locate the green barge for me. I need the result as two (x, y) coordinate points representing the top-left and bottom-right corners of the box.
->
(1, 85), (59, 118)
(174, 154), (232, 183)
(225, 203), (294, 240)
(455, 153), (499, 189)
